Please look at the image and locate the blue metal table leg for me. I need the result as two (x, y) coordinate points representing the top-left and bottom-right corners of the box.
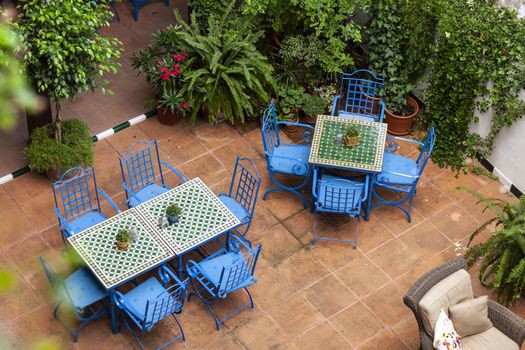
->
(364, 173), (375, 221)
(178, 255), (183, 279)
(109, 290), (117, 334)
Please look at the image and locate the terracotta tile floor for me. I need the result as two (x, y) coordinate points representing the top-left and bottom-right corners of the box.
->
(1, 1), (524, 349)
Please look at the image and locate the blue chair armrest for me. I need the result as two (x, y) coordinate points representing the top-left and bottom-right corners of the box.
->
(276, 121), (315, 131)
(186, 260), (216, 294)
(331, 95), (340, 116)
(122, 182), (144, 205)
(376, 170), (420, 184)
(385, 135), (424, 153)
(377, 101), (385, 123)
(230, 234), (254, 253)
(54, 208), (75, 236)
(112, 291), (143, 325)
(158, 265), (187, 288)
(160, 161), (188, 183)
(96, 188), (121, 213)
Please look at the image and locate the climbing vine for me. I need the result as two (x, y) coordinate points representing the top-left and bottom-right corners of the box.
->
(424, 0), (525, 170)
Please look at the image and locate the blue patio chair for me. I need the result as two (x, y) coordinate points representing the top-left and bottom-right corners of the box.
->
(331, 69), (385, 123)
(119, 139), (187, 208)
(366, 127), (436, 222)
(52, 167), (121, 242)
(218, 156), (261, 240)
(132, 0), (169, 21)
(112, 265), (188, 350)
(186, 234), (262, 330)
(312, 168), (369, 248)
(40, 256), (109, 343)
(261, 102), (314, 208)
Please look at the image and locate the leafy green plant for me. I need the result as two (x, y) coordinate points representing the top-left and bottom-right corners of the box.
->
(173, 7), (275, 124)
(424, 1), (525, 170)
(25, 119), (93, 173)
(15, 0), (121, 141)
(313, 84), (337, 111)
(301, 94), (326, 118)
(345, 124), (359, 138)
(458, 187), (525, 305)
(471, 166), (499, 181)
(277, 86), (306, 115)
(116, 229), (132, 243)
(166, 203), (183, 216)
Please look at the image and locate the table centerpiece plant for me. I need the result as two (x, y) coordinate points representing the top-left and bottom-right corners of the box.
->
(166, 204), (183, 225)
(116, 229), (133, 250)
(344, 125), (360, 147)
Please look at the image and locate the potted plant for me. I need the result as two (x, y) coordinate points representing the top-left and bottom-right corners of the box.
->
(277, 86), (305, 132)
(366, 0), (437, 135)
(15, 0), (121, 178)
(132, 32), (192, 126)
(166, 203), (183, 224)
(344, 125), (360, 147)
(301, 94), (326, 125)
(116, 229), (133, 250)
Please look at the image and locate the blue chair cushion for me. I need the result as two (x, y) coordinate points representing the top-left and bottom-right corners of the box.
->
(317, 174), (364, 213)
(64, 267), (108, 310)
(218, 195), (249, 222)
(128, 183), (169, 207)
(376, 153), (418, 186)
(338, 111), (375, 122)
(68, 212), (107, 236)
(197, 251), (256, 292)
(123, 276), (180, 329)
(269, 144), (310, 176)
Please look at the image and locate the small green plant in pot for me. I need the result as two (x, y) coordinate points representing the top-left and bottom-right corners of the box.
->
(166, 204), (183, 224)
(116, 229), (133, 250)
(301, 94), (326, 125)
(344, 125), (360, 147)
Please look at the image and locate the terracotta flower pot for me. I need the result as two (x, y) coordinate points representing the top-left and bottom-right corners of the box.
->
(385, 96), (420, 136)
(304, 114), (318, 125)
(344, 135), (360, 147)
(117, 241), (129, 250)
(358, 86), (382, 115)
(45, 167), (81, 183)
(281, 114), (299, 133)
(157, 106), (178, 126)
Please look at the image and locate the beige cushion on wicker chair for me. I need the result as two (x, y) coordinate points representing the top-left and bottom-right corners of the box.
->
(462, 327), (520, 350)
(418, 269), (473, 335)
(449, 295), (493, 337)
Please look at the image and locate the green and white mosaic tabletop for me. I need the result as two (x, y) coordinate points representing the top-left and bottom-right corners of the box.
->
(135, 178), (241, 255)
(308, 115), (388, 172)
(67, 209), (174, 289)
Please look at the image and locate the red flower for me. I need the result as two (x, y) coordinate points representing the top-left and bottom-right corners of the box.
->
(173, 63), (179, 69)
(182, 103), (188, 109)
(182, 50), (188, 57)
(133, 56), (139, 61)
(159, 67), (168, 73)
(173, 54), (184, 62)
(161, 74), (170, 81)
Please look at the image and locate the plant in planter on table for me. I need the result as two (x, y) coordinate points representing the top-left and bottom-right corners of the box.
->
(131, 29), (193, 126)
(116, 229), (133, 250)
(366, 0), (438, 135)
(343, 124), (360, 147)
(16, 0), (121, 180)
(165, 203), (183, 225)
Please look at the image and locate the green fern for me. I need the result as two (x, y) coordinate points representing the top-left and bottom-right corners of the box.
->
(460, 188), (525, 305)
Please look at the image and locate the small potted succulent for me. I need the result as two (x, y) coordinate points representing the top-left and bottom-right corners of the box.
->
(116, 229), (133, 250)
(344, 125), (360, 147)
(166, 203), (183, 225)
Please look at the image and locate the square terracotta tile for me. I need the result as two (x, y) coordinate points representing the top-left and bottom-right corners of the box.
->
(4, 172), (51, 207)
(256, 223), (303, 264)
(105, 124), (151, 155)
(249, 264), (296, 310)
(412, 180), (453, 219)
(294, 321), (351, 349)
(0, 208), (36, 246)
(363, 283), (412, 326)
(282, 208), (332, 245)
(191, 122), (243, 150)
(260, 191), (308, 222)
(336, 252), (390, 298)
(395, 261), (431, 293)
(393, 316), (420, 350)
(276, 249), (330, 292)
(398, 222), (452, 260)
(367, 239), (422, 279)
(196, 331), (244, 350)
(180, 153), (228, 187)
(302, 274), (357, 318)
(370, 205), (423, 236)
(20, 192), (58, 233)
(330, 302), (384, 347)
(212, 139), (263, 174)
(356, 329), (409, 350)
(429, 204), (480, 242)
(91, 140), (124, 197)
(355, 220), (395, 253)
(157, 129), (208, 165)
(0, 187), (15, 213)
(432, 171), (483, 201)
(266, 294), (324, 338)
(233, 313), (290, 350)
(311, 241), (363, 272)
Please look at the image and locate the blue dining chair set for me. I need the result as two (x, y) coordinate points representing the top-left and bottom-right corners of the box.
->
(40, 256), (109, 342)
(366, 127), (436, 222)
(261, 101), (314, 208)
(312, 168), (369, 248)
(52, 167), (121, 243)
(113, 265), (188, 350)
(331, 69), (385, 123)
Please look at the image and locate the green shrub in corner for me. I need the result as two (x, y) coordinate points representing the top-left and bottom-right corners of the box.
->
(25, 119), (93, 173)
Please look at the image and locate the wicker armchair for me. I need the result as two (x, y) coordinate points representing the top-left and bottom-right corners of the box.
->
(403, 257), (525, 350)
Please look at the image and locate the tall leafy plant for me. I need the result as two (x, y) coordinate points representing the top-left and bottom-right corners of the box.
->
(459, 187), (525, 306)
(15, 0), (121, 141)
(174, 8), (276, 123)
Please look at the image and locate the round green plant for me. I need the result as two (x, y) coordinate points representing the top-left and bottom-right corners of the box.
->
(116, 229), (133, 243)
(166, 204), (183, 217)
(345, 125), (359, 138)
(301, 94), (326, 118)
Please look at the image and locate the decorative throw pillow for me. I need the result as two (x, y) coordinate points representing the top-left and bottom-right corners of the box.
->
(449, 295), (493, 337)
(433, 308), (462, 350)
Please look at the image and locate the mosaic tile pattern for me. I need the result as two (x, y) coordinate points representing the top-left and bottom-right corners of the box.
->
(135, 178), (240, 255)
(309, 115), (388, 172)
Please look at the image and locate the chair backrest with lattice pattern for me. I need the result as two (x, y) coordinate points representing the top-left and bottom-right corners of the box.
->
(261, 102), (280, 156)
(217, 243), (261, 296)
(228, 157), (261, 218)
(337, 69), (384, 119)
(119, 140), (164, 194)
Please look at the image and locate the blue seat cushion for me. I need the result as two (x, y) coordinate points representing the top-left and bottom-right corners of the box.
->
(317, 174), (364, 213)
(64, 267), (108, 310)
(338, 111), (376, 122)
(68, 211), (107, 236)
(197, 251), (256, 293)
(269, 144), (310, 176)
(128, 183), (169, 207)
(123, 276), (180, 329)
(376, 153), (418, 186)
(218, 195), (249, 222)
